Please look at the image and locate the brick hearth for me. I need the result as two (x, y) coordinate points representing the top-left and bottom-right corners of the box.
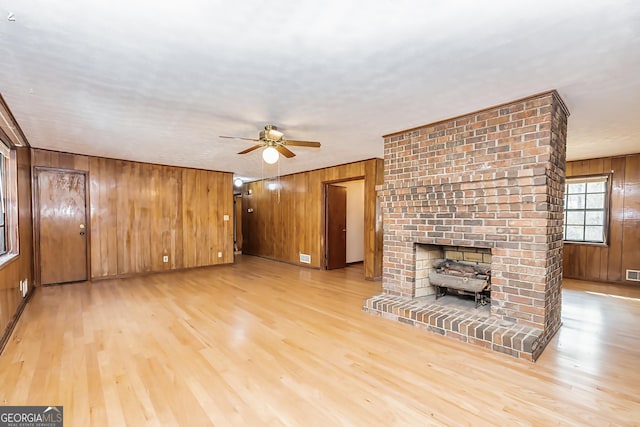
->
(364, 91), (569, 361)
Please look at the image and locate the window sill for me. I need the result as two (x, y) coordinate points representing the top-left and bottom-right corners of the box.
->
(0, 252), (19, 270)
(563, 241), (608, 248)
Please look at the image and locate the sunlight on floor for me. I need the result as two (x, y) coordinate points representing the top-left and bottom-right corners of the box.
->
(585, 291), (640, 302)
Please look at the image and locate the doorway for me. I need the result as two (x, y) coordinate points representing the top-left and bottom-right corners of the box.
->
(325, 179), (365, 270)
(234, 194), (242, 252)
(326, 184), (346, 269)
(35, 168), (89, 285)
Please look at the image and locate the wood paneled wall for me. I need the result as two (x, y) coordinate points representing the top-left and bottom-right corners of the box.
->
(0, 148), (33, 348)
(32, 149), (234, 280)
(242, 158), (384, 280)
(564, 153), (640, 284)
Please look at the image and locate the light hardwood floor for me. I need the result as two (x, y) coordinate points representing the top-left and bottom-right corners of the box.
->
(1, 255), (639, 426)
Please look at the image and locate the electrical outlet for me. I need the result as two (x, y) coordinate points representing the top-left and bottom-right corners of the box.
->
(217, 251), (222, 258)
(223, 214), (229, 221)
(163, 255), (169, 263)
(19, 279), (28, 298)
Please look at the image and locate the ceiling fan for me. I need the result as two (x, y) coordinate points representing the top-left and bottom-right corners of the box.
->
(219, 125), (321, 164)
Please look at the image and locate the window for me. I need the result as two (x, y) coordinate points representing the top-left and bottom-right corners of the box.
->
(0, 141), (8, 254)
(564, 175), (609, 243)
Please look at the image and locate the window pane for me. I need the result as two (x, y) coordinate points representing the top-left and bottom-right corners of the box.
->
(584, 226), (604, 242)
(587, 181), (606, 192)
(565, 226), (584, 241)
(0, 226), (4, 253)
(567, 183), (586, 194)
(585, 211), (604, 226)
(567, 194), (585, 209)
(586, 193), (605, 209)
(566, 211), (585, 225)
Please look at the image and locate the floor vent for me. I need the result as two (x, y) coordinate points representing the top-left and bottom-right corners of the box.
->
(626, 270), (640, 282)
(299, 253), (311, 264)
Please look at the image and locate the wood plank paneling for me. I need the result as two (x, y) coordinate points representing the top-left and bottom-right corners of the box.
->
(564, 153), (640, 284)
(622, 154), (640, 281)
(242, 158), (383, 279)
(32, 149), (89, 171)
(0, 148), (33, 350)
(607, 156), (626, 282)
(32, 149), (234, 280)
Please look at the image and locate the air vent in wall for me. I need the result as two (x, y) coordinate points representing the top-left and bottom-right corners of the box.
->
(626, 270), (640, 282)
(299, 253), (311, 264)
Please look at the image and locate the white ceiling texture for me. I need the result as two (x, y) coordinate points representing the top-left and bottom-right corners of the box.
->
(1, 0), (639, 181)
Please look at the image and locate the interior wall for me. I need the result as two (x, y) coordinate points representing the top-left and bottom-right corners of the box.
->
(338, 180), (365, 263)
(0, 147), (33, 347)
(242, 158), (383, 280)
(31, 149), (234, 279)
(564, 153), (640, 284)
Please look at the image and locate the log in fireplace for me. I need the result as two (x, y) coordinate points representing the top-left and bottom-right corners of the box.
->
(430, 259), (491, 308)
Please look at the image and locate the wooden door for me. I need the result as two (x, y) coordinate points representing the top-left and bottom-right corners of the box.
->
(326, 184), (347, 269)
(37, 170), (88, 285)
(235, 195), (243, 251)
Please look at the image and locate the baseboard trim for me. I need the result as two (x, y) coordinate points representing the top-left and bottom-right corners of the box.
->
(0, 289), (34, 356)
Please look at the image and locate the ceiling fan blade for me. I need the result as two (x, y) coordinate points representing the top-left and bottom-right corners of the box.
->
(283, 140), (321, 147)
(238, 144), (264, 155)
(220, 135), (260, 142)
(276, 145), (296, 158)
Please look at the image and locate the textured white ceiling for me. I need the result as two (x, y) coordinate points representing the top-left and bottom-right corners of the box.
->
(1, 0), (639, 180)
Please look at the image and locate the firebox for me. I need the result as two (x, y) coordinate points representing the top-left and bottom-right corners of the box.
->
(415, 245), (492, 308)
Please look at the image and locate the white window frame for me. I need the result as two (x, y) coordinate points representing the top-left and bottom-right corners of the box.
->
(563, 175), (610, 244)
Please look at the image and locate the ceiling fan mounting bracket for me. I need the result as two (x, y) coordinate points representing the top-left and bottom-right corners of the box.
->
(260, 125), (284, 142)
(220, 124), (321, 159)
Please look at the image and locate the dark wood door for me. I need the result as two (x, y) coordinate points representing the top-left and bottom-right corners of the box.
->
(326, 184), (347, 269)
(37, 170), (88, 285)
(235, 195), (243, 251)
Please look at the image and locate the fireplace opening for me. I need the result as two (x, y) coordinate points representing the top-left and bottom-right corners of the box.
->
(416, 244), (492, 308)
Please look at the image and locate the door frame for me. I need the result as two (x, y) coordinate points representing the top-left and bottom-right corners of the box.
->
(33, 167), (91, 286)
(321, 176), (364, 270)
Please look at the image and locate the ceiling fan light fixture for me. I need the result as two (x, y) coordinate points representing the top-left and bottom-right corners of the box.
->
(262, 146), (279, 164)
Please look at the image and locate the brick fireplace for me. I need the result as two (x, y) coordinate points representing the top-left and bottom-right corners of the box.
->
(364, 91), (569, 361)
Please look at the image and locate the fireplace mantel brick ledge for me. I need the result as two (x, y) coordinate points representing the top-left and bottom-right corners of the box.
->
(365, 90), (569, 361)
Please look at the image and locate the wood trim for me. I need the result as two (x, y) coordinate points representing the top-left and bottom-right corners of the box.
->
(0, 93), (30, 147)
(32, 147), (231, 174)
(0, 286), (33, 355)
(4, 150), (20, 256)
